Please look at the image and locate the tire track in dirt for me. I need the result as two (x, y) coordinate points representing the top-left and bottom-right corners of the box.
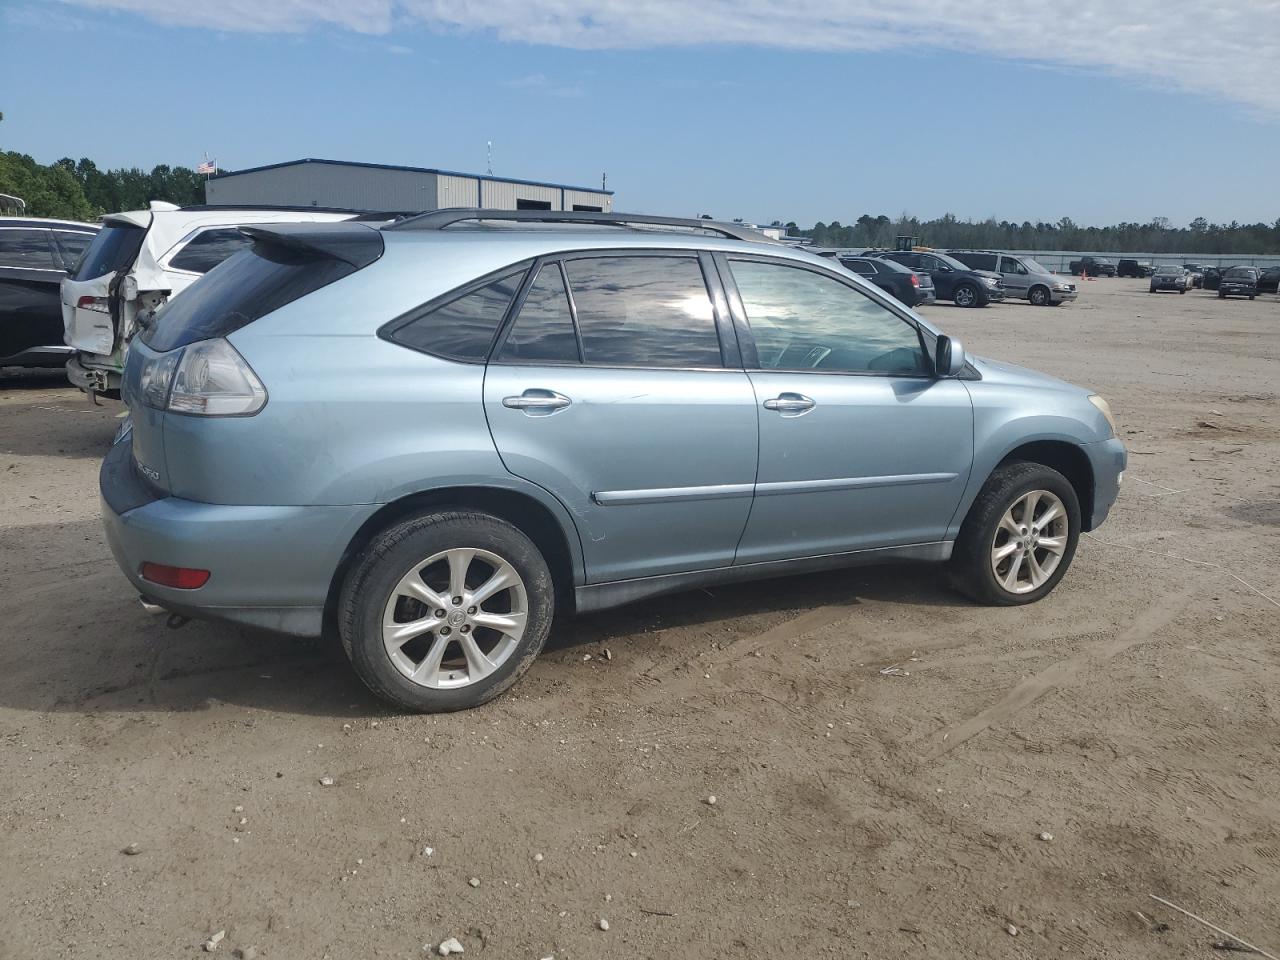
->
(925, 587), (1197, 759)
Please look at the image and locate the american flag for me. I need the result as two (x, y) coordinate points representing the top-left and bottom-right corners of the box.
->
(196, 159), (216, 175)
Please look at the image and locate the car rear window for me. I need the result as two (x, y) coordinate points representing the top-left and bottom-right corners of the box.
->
(73, 224), (146, 280)
(141, 243), (362, 353)
(168, 228), (255, 274)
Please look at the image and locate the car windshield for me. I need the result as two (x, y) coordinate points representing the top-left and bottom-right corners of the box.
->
(1022, 258), (1052, 275)
(1224, 267), (1256, 279)
(1094, 258), (1115, 265)
(1155, 266), (1180, 275)
(73, 223), (145, 281)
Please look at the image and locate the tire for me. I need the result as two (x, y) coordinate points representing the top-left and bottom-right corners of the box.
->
(1179, 289), (1186, 294)
(338, 510), (554, 712)
(1218, 291), (1226, 299)
(953, 283), (980, 308)
(949, 461), (1081, 606)
(1249, 295), (1255, 301)
(1029, 285), (1050, 306)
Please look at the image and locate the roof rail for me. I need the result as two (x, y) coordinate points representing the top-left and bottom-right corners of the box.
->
(181, 203), (415, 217)
(384, 208), (775, 243)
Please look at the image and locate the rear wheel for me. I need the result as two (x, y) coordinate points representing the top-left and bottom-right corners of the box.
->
(950, 461), (1080, 606)
(338, 510), (554, 712)
(953, 283), (980, 308)
(1029, 285), (1050, 306)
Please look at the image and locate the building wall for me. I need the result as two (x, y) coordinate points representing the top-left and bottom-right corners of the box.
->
(206, 164), (438, 212)
(206, 162), (613, 214)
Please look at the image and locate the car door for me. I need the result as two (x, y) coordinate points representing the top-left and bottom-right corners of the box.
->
(483, 251), (759, 584)
(998, 256), (1031, 299)
(719, 254), (974, 564)
(0, 228), (65, 360)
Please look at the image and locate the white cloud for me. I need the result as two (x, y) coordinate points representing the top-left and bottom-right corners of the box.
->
(59, 0), (1280, 114)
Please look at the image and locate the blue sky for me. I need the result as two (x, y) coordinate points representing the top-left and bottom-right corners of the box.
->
(3, 1), (1278, 227)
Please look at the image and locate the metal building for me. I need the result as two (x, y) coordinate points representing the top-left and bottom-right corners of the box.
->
(204, 158), (613, 214)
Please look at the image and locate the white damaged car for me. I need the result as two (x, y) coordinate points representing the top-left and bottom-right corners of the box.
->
(61, 202), (384, 396)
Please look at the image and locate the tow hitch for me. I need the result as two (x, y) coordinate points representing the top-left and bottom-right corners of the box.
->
(139, 595), (190, 629)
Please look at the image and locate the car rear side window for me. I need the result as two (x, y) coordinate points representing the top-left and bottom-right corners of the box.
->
(168, 228), (255, 274)
(390, 271), (526, 362)
(562, 255), (722, 368)
(497, 264), (580, 364)
(842, 260), (876, 276)
(142, 244), (364, 353)
(0, 229), (58, 269)
(74, 224), (145, 281)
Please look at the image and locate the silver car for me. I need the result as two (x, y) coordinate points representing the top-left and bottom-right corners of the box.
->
(949, 251), (1078, 306)
(101, 211), (1125, 712)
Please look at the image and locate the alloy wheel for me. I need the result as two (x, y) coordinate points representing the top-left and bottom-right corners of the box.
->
(955, 285), (976, 307)
(381, 548), (528, 689)
(990, 489), (1069, 594)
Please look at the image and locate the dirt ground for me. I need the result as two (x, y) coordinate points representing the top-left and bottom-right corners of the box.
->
(1, 279), (1278, 960)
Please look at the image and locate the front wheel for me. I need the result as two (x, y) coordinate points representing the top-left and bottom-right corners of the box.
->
(338, 510), (554, 712)
(1029, 285), (1050, 306)
(953, 283), (980, 308)
(950, 461), (1081, 606)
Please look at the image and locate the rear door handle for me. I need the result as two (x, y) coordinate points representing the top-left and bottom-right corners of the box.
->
(502, 389), (572, 415)
(763, 392), (816, 416)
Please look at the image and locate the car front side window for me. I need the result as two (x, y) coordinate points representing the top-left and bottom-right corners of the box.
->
(729, 260), (929, 377)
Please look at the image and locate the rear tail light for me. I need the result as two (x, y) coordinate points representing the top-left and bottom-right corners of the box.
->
(140, 562), (210, 589)
(77, 295), (110, 313)
(139, 338), (267, 417)
(910, 274), (920, 287)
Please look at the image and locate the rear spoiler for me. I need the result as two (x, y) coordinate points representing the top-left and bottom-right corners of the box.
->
(239, 223), (384, 268)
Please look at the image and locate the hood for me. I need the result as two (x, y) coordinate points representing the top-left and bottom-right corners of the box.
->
(969, 355), (1086, 396)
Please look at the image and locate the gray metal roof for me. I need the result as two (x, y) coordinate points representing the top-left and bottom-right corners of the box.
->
(209, 158), (613, 196)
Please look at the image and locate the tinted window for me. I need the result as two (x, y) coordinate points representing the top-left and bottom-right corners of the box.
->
(1224, 267), (1256, 279)
(954, 252), (996, 271)
(143, 245), (362, 353)
(168, 228), (254, 274)
(729, 260), (928, 376)
(497, 264), (580, 363)
(564, 256), (722, 368)
(0, 229), (58, 269)
(841, 259), (876, 276)
(883, 252), (917, 269)
(53, 231), (95, 269)
(391, 272), (525, 362)
(74, 224), (145, 280)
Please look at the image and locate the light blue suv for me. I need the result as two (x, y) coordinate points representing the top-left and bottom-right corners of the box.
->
(101, 211), (1126, 711)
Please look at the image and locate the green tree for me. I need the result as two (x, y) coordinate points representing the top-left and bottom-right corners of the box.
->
(0, 151), (95, 220)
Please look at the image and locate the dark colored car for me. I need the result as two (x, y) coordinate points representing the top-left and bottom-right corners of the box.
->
(1218, 266), (1259, 300)
(865, 250), (1005, 307)
(1257, 266), (1280, 294)
(1117, 259), (1153, 278)
(1149, 265), (1190, 294)
(1067, 256), (1117, 278)
(838, 256), (936, 307)
(0, 217), (98, 368)
(1202, 267), (1222, 291)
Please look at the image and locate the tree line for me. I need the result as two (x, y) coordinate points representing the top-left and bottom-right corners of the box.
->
(0, 151), (205, 220)
(5, 149), (1280, 254)
(783, 212), (1280, 255)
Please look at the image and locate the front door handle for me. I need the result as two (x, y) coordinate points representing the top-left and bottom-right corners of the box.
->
(763, 392), (816, 416)
(502, 389), (572, 415)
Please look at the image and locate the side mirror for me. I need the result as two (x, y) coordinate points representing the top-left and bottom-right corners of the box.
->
(935, 335), (966, 377)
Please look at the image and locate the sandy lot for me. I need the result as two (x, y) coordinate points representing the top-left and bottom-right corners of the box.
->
(1, 279), (1278, 960)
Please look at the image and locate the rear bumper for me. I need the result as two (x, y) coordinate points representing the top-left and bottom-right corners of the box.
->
(1084, 437), (1127, 531)
(912, 289), (937, 306)
(67, 354), (122, 393)
(100, 434), (375, 637)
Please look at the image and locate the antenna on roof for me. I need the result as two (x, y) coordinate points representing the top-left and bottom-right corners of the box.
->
(602, 172), (607, 191)
(486, 141), (493, 176)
